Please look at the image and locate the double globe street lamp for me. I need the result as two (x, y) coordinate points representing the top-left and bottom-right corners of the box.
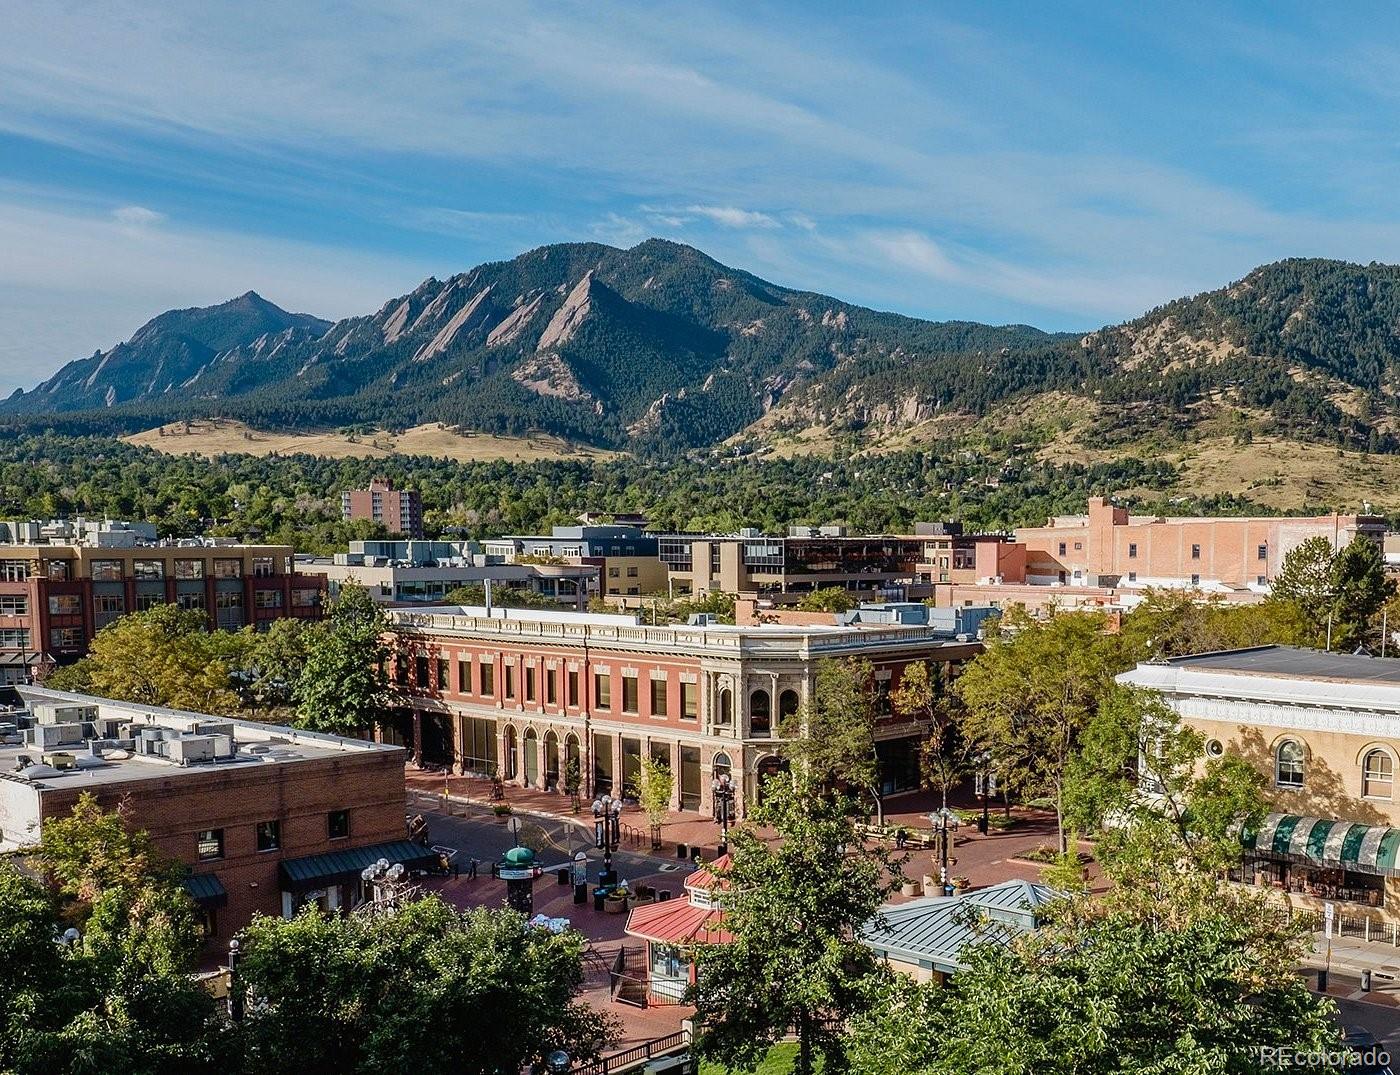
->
(592, 792), (623, 885)
(711, 772), (736, 856)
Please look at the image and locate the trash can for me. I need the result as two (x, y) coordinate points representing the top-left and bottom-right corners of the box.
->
(574, 883), (587, 905)
(659, 890), (672, 902)
(593, 889), (607, 912)
(677, 843), (689, 860)
(557, 867), (569, 886)
(1362, 970), (1373, 992)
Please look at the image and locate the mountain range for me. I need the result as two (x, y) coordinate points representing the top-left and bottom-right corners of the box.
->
(7, 240), (1400, 457)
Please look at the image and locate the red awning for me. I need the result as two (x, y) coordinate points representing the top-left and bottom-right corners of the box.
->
(684, 854), (731, 893)
(626, 900), (730, 945)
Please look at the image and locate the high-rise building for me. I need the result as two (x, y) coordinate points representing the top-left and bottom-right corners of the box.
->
(341, 478), (423, 538)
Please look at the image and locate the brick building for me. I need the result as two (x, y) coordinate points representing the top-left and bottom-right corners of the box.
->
(1015, 497), (1385, 595)
(341, 478), (423, 538)
(0, 685), (419, 951)
(387, 605), (981, 818)
(0, 533), (326, 680)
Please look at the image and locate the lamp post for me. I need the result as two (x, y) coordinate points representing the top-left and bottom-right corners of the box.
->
(974, 755), (996, 835)
(227, 937), (244, 1022)
(593, 792), (622, 885)
(711, 772), (735, 856)
(929, 807), (960, 895)
(545, 1050), (572, 1075)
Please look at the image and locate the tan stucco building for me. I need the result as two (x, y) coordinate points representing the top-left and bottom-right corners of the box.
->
(1120, 646), (1400, 922)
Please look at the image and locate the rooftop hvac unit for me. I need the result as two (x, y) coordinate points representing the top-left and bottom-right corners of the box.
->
(42, 751), (76, 770)
(33, 703), (98, 726)
(28, 722), (85, 749)
(167, 735), (218, 765)
(191, 720), (236, 740)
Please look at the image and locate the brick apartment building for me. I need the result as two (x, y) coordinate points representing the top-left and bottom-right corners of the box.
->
(0, 685), (418, 951)
(386, 605), (981, 817)
(0, 525), (326, 680)
(341, 478), (423, 538)
(1016, 497), (1386, 594)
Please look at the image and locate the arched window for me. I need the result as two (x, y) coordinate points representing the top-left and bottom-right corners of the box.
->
(1275, 739), (1305, 788)
(544, 730), (560, 791)
(523, 728), (539, 787)
(1364, 749), (1394, 800)
(779, 689), (800, 722)
(717, 688), (733, 726)
(504, 725), (519, 781)
(712, 750), (732, 778)
(750, 689), (771, 737)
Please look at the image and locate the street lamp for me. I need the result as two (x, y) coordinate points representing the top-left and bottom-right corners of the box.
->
(545, 1050), (572, 1075)
(227, 938), (244, 1022)
(593, 793), (622, 885)
(929, 807), (961, 895)
(711, 772), (735, 856)
(973, 755), (997, 835)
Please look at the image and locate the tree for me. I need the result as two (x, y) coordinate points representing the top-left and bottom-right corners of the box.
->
(691, 778), (894, 1075)
(294, 584), (395, 735)
(233, 617), (317, 714)
(795, 586), (857, 613)
(783, 657), (884, 822)
(1328, 535), (1395, 649)
(1118, 588), (1313, 662)
(1268, 535), (1335, 637)
(891, 660), (966, 810)
(236, 900), (616, 1075)
(38, 792), (182, 906)
(44, 605), (240, 714)
(955, 608), (1120, 852)
(443, 582), (558, 609)
(636, 756), (674, 847)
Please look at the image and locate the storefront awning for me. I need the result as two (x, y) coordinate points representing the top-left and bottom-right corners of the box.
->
(1244, 813), (1400, 877)
(182, 872), (228, 908)
(279, 840), (438, 891)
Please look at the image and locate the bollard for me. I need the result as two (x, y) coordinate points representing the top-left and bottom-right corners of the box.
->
(1362, 970), (1373, 992)
(677, 843), (689, 860)
(1317, 969), (1329, 992)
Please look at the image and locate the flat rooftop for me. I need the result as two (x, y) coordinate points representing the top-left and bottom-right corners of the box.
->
(0, 686), (400, 794)
(1164, 646), (1400, 685)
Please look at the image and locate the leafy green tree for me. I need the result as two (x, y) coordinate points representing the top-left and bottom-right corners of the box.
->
(234, 617), (318, 714)
(955, 608), (1121, 852)
(236, 900), (615, 1075)
(795, 586), (857, 613)
(1328, 535), (1395, 649)
(891, 660), (965, 810)
(44, 605), (239, 714)
(1268, 535), (1335, 636)
(1118, 588), (1313, 661)
(783, 657), (884, 822)
(691, 778), (894, 1075)
(635, 756), (674, 845)
(443, 582), (559, 609)
(294, 584), (394, 735)
(38, 793), (182, 906)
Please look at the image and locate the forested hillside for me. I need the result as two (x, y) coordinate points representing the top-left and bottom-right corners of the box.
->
(7, 246), (1400, 458)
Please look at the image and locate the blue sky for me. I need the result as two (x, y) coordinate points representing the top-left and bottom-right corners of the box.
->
(5, 1), (1400, 393)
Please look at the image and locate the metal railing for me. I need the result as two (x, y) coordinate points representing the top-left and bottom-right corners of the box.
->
(573, 1029), (690, 1075)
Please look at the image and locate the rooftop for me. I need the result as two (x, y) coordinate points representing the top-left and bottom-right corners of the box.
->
(1163, 645), (1400, 684)
(0, 685), (400, 794)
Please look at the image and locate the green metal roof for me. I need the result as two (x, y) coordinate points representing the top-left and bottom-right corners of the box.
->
(279, 840), (437, 890)
(1245, 813), (1400, 877)
(182, 872), (227, 907)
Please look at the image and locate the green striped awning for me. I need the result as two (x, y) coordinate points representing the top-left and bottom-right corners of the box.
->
(278, 840), (438, 891)
(1244, 813), (1400, 876)
(182, 872), (228, 908)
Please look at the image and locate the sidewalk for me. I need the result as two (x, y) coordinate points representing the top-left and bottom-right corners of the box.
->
(1303, 932), (1400, 1006)
(403, 767), (1090, 891)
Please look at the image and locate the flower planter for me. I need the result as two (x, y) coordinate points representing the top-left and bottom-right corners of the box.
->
(901, 880), (923, 897)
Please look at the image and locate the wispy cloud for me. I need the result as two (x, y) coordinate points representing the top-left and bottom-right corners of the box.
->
(683, 205), (780, 229)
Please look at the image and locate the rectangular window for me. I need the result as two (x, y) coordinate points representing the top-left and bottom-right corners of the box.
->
(1191, 544), (1201, 559)
(415, 654), (429, 687)
(458, 658), (470, 693)
(650, 677), (668, 717)
(1057, 543), (1066, 556)
(568, 669), (579, 706)
(608, 566), (620, 578)
(254, 590), (283, 610)
(291, 589), (320, 608)
(178, 593), (208, 611)
(627, 566), (639, 578)
(174, 558), (204, 580)
(90, 560), (123, 582)
(0, 560), (29, 582)
(622, 675), (639, 714)
(94, 595), (125, 614)
(437, 658), (449, 689)
(213, 559), (242, 580)
(327, 810), (349, 840)
(505, 664), (516, 699)
(545, 669), (557, 705)
(1127, 571), (1137, 582)
(480, 662), (495, 697)
(46, 560), (70, 581)
(0, 628), (31, 648)
(681, 681), (698, 719)
(48, 594), (81, 616)
(215, 592), (243, 609)
(133, 559), (164, 580)
(1074, 541), (1083, 551)
(1257, 575), (1267, 586)
(252, 556), (275, 578)
(49, 627), (81, 648)
(0, 594), (27, 616)
(256, 820), (281, 852)
(197, 828), (224, 861)
(1127, 543), (1137, 558)
(594, 671), (611, 710)
(1258, 544), (1268, 560)
(525, 666), (536, 702)
(134, 594), (165, 612)
(1190, 574), (1200, 586)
